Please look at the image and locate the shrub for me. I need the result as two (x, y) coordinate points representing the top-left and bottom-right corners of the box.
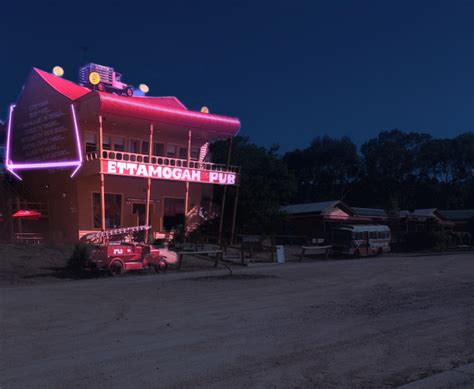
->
(68, 243), (92, 271)
(405, 230), (461, 251)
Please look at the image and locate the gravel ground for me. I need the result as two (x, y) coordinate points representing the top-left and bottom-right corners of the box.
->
(1, 252), (473, 388)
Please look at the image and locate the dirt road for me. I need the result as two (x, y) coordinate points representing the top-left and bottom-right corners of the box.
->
(1, 252), (473, 388)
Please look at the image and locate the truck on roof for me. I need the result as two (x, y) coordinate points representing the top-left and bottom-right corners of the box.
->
(79, 63), (134, 97)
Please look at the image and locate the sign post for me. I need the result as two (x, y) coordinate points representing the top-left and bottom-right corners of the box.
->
(145, 124), (153, 242)
(99, 115), (106, 231)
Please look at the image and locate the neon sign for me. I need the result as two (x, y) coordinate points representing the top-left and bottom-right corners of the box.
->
(101, 160), (239, 186)
(5, 104), (83, 179)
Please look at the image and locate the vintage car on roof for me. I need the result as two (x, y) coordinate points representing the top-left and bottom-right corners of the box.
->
(79, 63), (134, 96)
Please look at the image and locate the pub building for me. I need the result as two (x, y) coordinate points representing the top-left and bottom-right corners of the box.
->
(4, 65), (240, 243)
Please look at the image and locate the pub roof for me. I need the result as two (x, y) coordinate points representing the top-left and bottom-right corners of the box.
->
(31, 68), (240, 136)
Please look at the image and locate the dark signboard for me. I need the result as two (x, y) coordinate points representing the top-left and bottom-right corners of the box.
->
(10, 71), (78, 164)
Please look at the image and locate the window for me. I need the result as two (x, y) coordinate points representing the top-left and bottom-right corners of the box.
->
(130, 139), (141, 154)
(102, 135), (111, 150)
(153, 143), (165, 157)
(113, 137), (125, 151)
(141, 141), (149, 155)
(92, 193), (122, 228)
(369, 231), (376, 239)
(166, 144), (177, 157)
(85, 133), (97, 153)
(191, 147), (199, 160)
(179, 147), (188, 159)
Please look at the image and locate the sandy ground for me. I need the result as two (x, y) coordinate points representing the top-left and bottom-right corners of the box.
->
(1, 252), (473, 388)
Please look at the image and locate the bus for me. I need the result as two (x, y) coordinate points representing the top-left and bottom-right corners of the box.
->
(331, 224), (391, 257)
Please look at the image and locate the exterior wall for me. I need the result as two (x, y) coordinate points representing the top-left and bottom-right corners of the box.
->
(75, 172), (213, 238)
(17, 169), (79, 242)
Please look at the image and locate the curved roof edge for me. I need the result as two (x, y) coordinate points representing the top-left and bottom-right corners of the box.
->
(31, 67), (240, 136)
(33, 68), (91, 100)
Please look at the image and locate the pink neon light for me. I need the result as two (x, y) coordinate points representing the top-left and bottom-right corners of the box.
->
(5, 103), (83, 178)
(70, 164), (82, 178)
(8, 161), (81, 169)
(70, 104), (82, 163)
(7, 168), (22, 181)
(5, 105), (15, 166)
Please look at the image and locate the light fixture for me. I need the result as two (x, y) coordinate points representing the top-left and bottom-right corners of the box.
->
(139, 84), (149, 93)
(89, 71), (101, 85)
(52, 66), (64, 77)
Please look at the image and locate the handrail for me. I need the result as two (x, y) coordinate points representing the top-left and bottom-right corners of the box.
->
(85, 150), (240, 173)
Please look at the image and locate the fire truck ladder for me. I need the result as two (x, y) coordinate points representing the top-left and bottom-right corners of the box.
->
(82, 225), (151, 242)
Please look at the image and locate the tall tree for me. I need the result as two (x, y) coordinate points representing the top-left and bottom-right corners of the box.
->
(360, 129), (432, 209)
(210, 136), (296, 234)
(284, 136), (360, 203)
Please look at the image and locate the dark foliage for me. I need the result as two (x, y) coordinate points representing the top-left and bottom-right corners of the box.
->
(210, 137), (296, 234)
(68, 243), (92, 271)
(209, 131), (474, 234)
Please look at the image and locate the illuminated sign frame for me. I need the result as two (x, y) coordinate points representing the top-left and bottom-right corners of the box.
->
(5, 104), (83, 180)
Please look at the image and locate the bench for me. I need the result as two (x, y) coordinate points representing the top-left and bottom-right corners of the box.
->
(299, 245), (332, 261)
(177, 250), (224, 270)
(14, 233), (44, 244)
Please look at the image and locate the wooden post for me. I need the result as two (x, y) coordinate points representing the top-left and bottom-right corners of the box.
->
(184, 130), (192, 235)
(145, 124), (153, 242)
(15, 197), (22, 234)
(99, 115), (106, 231)
(218, 137), (232, 245)
(230, 185), (239, 244)
(7, 198), (14, 242)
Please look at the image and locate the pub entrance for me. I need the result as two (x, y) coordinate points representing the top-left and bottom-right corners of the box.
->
(163, 198), (185, 231)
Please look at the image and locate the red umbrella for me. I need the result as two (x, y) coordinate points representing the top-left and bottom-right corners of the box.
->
(12, 210), (42, 220)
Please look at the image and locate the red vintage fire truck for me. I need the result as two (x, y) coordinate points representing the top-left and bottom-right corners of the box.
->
(81, 225), (168, 276)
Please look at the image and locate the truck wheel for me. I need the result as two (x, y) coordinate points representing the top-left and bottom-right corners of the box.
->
(97, 83), (105, 91)
(109, 260), (124, 276)
(126, 87), (133, 97)
(154, 259), (168, 273)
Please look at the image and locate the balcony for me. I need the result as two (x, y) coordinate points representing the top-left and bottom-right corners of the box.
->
(83, 150), (240, 185)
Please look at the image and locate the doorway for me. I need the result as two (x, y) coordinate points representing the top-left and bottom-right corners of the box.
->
(163, 198), (185, 231)
(132, 203), (146, 225)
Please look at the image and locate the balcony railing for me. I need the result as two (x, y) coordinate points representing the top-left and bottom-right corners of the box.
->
(85, 150), (240, 174)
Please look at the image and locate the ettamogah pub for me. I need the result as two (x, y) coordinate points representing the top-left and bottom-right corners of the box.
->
(4, 65), (241, 243)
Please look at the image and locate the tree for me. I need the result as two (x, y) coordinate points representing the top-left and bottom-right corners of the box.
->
(284, 136), (360, 203)
(360, 129), (432, 209)
(419, 132), (474, 208)
(210, 136), (296, 234)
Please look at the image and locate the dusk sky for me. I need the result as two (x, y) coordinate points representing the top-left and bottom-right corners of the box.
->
(2, 0), (473, 151)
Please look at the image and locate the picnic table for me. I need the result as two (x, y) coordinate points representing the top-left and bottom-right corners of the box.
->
(299, 245), (332, 261)
(14, 233), (44, 244)
(177, 250), (223, 270)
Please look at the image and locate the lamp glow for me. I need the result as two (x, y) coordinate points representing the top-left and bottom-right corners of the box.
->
(200, 106), (209, 114)
(52, 66), (64, 77)
(89, 72), (101, 85)
(139, 84), (149, 93)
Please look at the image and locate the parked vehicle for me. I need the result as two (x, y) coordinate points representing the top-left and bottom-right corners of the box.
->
(79, 63), (134, 97)
(331, 224), (391, 257)
(81, 225), (168, 276)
